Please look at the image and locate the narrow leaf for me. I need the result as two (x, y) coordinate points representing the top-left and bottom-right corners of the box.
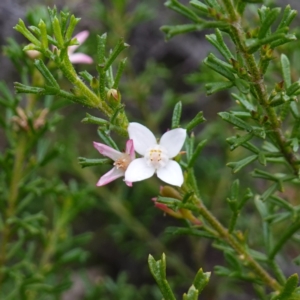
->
(227, 155), (257, 173)
(280, 54), (291, 88)
(172, 101), (182, 129)
(218, 112), (253, 132)
(148, 254), (176, 300)
(185, 111), (205, 131)
(273, 273), (299, 300)
(193, 268), (211, 293)
(205, 81), (234, 95)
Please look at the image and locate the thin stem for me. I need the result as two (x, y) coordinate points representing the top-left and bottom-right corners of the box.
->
(59, 57), (129, 129)
(184, 197), (282, 292)
(0, 134), (27, 286)
(222, 1), (299, 175)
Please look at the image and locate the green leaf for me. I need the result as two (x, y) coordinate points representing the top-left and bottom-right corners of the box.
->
(185, 111), (206, 132)
(261, 183), (279, 201)
(206, 29), (234, 62)
(78, 157), (111, 168)
(277, 5), (297, 31)
(157, 196), (181, 207)
(227, 155), (257, 173)
(14, 19), (41, 46)
(188, 139), (207, 167)
(172, 101), (182, 128)
(65, 14), (81, 41)
(254, 197), (272, 253)
(224, 251), (242, 271)
(238, 188), (253, 209)
(148, 254), (176, 300)
(205, 81), (234, 95)
(258, 152), (267, 166)
(228, 179), (239, 208)
(270, 195), (294, 211)
(38, 20), (48, 49)
(165, 0), (200, 23)
(57, 248), (88, 264)
(247, 33), (288, 53)
(258, 7), (281, 39)
(34, 59), (60, 89)
(204, 53), (235, 80)
(270, 34), (296, 49)
(165, 227), (214, 239)
(97, 129), (119, 150)
(205, 0), (224, 11)
(272, 274), (299, 300)
(291, 138), (299, 152)
(52, 16), (64, 48)
(218, 112), (253, 132)
(193, 268), (211, 293)
(241, 0), (262, 3)
(183, 285), (199, 300)
(190, 1), (209, 15)
(232, 93), (255, 112)
(227, 133), (254, 151)
(113, 58), (127, 89)
(280, 54), (291, 88)
(286, 81), (300, 96)
(186, 133), (195, 162)
(14, 82), (46, 95)
(79, 70), (93, 82)
(104, 38), (129, 71)
(96, 33), (107, 65)
(161, 24), (203, 40)
(234, 78), (250, 94)
(81, 113), (108, 126)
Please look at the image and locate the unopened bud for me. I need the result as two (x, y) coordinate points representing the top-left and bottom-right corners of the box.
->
(107, 89), (120, 101)
(26, 49), (41, 59)
(239, 68), (247, 76)
(70, 86), (82, 97)
(160, 186), (182, 200)
(90, 77), (99, 90)
(275, 81), (284, 92)
(266, 48), (273, 59)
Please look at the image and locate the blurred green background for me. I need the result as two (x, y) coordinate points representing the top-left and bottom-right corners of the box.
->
(1, 0), (300, 299)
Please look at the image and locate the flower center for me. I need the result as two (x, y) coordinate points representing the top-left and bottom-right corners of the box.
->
(114, 153), (131, 171)
(145, 145), (169, 169)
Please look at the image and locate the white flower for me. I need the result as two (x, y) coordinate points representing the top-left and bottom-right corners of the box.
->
(125, 122), (186, 186)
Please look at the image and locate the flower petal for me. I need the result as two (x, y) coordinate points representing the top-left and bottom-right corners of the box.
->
(128, 123), (157, 155)
(74, 30), (90, 44)
(157, 160), (184, 187)
(69, 53), (93, 64)
(93, 142), (121, 161)
(96, 167), (124, 186)
(125, 139), (135, 161)
(159, 128), (186, 158)
(125, 158), (155, 182)
(68, 30), (90, 54)
(124, 180), (132, 187)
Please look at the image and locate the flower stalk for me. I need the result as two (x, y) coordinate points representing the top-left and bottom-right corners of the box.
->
(186, 195), (282, 292)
